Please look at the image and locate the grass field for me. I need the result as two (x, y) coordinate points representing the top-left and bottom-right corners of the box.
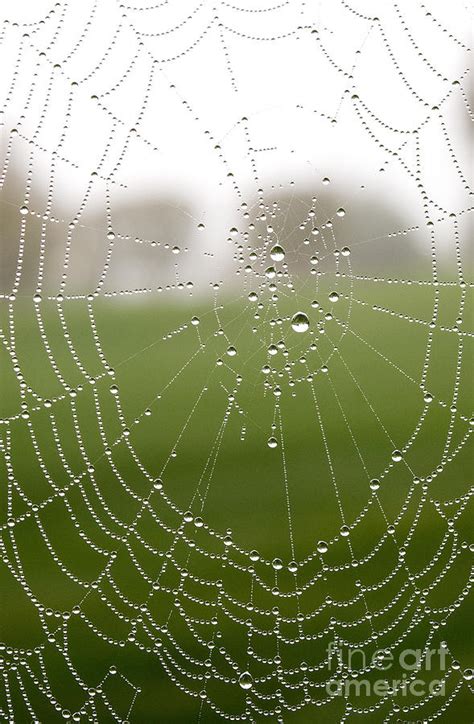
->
(0, 282), (473, 721)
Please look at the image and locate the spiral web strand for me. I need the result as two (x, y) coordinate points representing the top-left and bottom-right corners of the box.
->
(0, 0), (473, 721)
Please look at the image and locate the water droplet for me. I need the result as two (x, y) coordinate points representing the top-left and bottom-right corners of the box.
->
(191, 316), (200, 326)
(424, 392), (433, 403)
(248, 291), (258, 302)
(370, 478), (380, 491)
(322, 177), (330, 185)
(267, 436), (278, 449)
(238, 671), (253, 690)
(229, 227), (238, 236)
(227, 346), (237, 357)
(249, 550), (260, 562)
(291, 312), (309, 333)
(341, 246), (351, 256)
(270, 245), (285, 262)
(272, 557), (283, 570)
(336, 208), (345, 217)
(20, 205), (29, 215)
(329, 291), (339, 303)
(392, 450), (402, 462)
(340, 525), (350, 537)
(317, 540), (328, 554)
(265, 266), (276, 279)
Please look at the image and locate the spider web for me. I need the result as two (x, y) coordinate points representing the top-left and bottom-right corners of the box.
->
(0, 0), (473, 721)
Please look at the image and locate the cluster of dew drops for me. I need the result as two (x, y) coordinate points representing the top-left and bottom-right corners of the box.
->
(199, 187), (349, 455)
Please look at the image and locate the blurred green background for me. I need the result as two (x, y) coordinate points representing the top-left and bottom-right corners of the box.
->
(1, 277), (472, 721)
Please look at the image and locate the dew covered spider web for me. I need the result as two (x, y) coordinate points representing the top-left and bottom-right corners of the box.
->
(0, 0), (473, 721)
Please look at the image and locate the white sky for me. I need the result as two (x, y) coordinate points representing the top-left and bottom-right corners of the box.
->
(0, 0), (472, 257)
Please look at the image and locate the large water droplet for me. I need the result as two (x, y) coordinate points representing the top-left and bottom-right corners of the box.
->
(270, 245), (285, 262)
(317, 540), (328, 554)
(267, 436), (278, 449)
(291, 312), (309, 333)
(239, 671), (253, 690)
